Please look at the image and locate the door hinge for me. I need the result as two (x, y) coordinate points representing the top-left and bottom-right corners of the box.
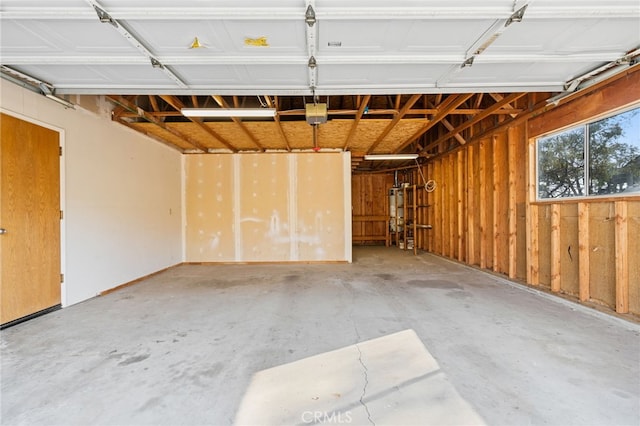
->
(60, 273), (64, 283)
(60, 210), (64, 220)
(59, 146), (63, 156)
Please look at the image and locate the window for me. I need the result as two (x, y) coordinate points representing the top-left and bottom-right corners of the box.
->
(537, 106), (640, 199)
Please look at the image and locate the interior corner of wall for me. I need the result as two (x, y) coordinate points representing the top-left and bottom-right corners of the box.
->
(343, 152), (352, 263)
(181, 154), (187, 262)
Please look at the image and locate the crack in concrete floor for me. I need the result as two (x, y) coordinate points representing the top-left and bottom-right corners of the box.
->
(355, 342), (375, 426)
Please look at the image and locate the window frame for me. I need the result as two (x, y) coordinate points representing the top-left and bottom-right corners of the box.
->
(535, 102), (640, 202)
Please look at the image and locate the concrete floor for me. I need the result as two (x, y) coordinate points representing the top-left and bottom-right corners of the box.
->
(1, 246), (639, 426)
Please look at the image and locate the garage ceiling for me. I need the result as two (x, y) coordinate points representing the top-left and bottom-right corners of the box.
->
(1, 0), (639, 170)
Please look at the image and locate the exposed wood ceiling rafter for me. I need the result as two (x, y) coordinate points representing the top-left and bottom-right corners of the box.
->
(343, 94), (371, 151)
(107, 95), (210, 153)
(367, 94), (422, 154)
(159, 95), (238, 152)
(394, 93), (475, 154)
(423, 92), (527, 152)
(211, 95), (265, 151)
(269, 96), (291, 151)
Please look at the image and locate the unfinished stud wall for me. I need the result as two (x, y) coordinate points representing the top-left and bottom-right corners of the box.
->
(347, 70), (639, 317)
(185, 152), (351, 263)
(351, 174), (394, 244)
(416, 71), (639, 316)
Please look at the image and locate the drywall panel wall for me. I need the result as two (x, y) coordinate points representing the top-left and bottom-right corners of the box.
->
(185, 155), (235, 261)
(184, 152), (350, 263)
(295, 153), (347, 261)
(0, 80), (182, 306)
(239, 154), (291, 261)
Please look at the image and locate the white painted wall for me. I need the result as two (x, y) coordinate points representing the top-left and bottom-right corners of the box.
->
(1, 80), (182, 306)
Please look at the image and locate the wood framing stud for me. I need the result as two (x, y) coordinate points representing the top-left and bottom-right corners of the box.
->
(492, 135), (500, 273)
(457, 150), (464, 262)
(614, 201), (629, 313)
(507, 127), (518, 279)
(466, 145), (476, 265)
(578, 202), (590, 302)
(478, 139), (487, 269)
(529, 204), (540, 286)
(550, 203), (561, 292)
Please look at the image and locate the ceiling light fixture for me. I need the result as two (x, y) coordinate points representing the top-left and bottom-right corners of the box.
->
(364, 154), (419, 161)
(181, 108), (277, 118)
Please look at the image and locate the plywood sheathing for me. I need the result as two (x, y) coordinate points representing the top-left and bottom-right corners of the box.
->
(559, 204), (580, 297)
(127, 123), (196, 151)
(589, 203), (617, 308)
(170, 123), (230, 150)
(244, 122), (289, 150)
(373, 120), (429, 154)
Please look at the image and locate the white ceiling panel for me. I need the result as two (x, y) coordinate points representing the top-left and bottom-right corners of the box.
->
(13, 64), (177, 88)
(176, 64), (308, 88)
(0, 0), (638, 95)
(0, 19), (137, 57)
(445, 61), (599, 87)
(486, 18), (640, 56)
(124, 20), (308, 56)
(317, 19), (497, 56)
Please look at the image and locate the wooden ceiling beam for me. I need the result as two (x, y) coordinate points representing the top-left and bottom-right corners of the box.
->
(343, 94), (371, 151)
(107, 95), (209, 153)
(116, 119), (185, 153)
(271, 96), (291, 151)
(424, 92), (527, 152)
(474, 93), (484, 109)
(440, 117), (467, 146)
(148, 95), (160, 112)
(211, 95), (265, 151)
(159, 95), (238, 152)
(394, 93), (474, 153)
(489, 93), (518, 118)
(366, 94), (422, 154)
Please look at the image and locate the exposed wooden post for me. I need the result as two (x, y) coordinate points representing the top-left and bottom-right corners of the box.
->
(467, 145), (476, 265)
(479, 139), (487, 269)
(507, 127), (518, 279)
(525, 135), (538, 285)
(578, 202), (590, 302)
(550, 203), (561, 292)
(457, 150), (464, 262)
(529, 204), (540, 285)
(427, 162), (434, 253)
(492, 135), (500, 272)
(615, 201), (629, 313)
(448, 155), (455, 259)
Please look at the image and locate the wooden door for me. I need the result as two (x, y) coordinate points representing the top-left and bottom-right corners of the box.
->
(1, 113), (61, 325)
